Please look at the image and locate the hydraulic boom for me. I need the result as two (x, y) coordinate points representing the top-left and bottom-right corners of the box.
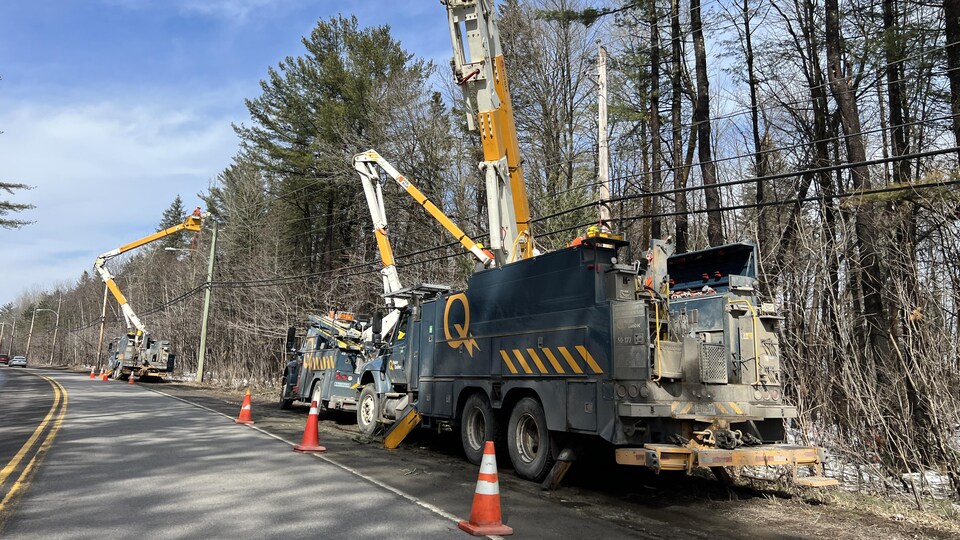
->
(443, 0), (533, 265)
(354, 150), (492, 341)
(94, 207), (206, 341)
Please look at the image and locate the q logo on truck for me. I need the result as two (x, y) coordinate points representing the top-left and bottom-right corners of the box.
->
(444, 293), (478, 357)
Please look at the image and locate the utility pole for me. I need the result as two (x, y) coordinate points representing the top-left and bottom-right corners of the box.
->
(196, 221), (218, 383)
(8, 318), (16, 356)
(49, 293), (62, 364)
(0, 322), (5, 355)
(96, 283), (109, 370)
(25, 307), (37, 360)
(597, 43), (612, 231)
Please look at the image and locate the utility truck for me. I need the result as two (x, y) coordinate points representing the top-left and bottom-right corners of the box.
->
(354, 235), (833, 486)
(95, 207), (207, 380)
(342, 0), (834, 487)
(279, 311), (367, 412)
(107, 333), (174, 380)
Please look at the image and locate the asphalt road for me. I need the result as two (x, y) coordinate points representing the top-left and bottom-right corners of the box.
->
(0, 369), (932, 540)
(0, 370), (463, 539)
(0, 367), (56, 470)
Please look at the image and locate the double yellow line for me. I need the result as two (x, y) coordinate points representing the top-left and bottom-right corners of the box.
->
(0, 374), (68, 514)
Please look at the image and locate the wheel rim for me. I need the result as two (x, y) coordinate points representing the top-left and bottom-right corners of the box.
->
(465, 407), (485, 452)
(359, 395), (375, 427)
(514, 412), (540, 464)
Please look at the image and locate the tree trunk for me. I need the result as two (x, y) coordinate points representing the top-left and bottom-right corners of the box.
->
(671, 0), (689, 253)
(691, 0), (724, 246)
(743, 0), (766, 247)
(824, 0), (890, 368)
(650, 2), (663, 241)
(943, 0), (960, 159)
(882, 0), (910, 183)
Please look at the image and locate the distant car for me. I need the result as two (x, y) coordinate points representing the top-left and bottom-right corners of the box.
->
(9, 356), (27, 367)
(0, 354), (9, 365)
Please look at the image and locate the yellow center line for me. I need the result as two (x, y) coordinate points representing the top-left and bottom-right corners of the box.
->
(0, 375), (68, 511)
(0, 377), (61, 489)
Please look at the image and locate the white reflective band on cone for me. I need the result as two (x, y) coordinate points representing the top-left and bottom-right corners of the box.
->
(479, 456), (497, 474)
(474, 479), (500, 496)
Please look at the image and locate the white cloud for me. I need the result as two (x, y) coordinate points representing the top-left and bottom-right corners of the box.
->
(0, 94), (240, 304)
(177, 0), (286, 21)
(100, 0), (300, 23)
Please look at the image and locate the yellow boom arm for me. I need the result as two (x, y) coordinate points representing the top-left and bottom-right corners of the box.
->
(354, 150), (494, 273)
(94, 209), (206, 335)
(444, 0), (533, 263)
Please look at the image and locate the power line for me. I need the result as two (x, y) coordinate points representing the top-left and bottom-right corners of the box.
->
(607, 111), (957, 184)
(539, 174), (960, 240)
(538, 145), (960, 223)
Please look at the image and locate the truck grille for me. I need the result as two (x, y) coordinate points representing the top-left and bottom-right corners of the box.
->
(700, 343), (728, 383)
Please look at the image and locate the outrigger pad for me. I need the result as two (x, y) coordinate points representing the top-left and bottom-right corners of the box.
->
(383, 405), (420, 449)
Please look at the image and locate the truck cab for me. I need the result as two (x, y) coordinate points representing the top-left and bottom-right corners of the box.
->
(279, 312), (367, 412)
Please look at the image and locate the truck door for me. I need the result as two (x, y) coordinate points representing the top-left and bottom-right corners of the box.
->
(409, 301), (437, 391)
(386, 313), (409, 385)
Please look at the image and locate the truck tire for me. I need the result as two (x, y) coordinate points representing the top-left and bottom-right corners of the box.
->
(357, 384), (379, 436)
(461, 393), (500, 465)
(507, 397), (555, 481)
(278, 376), (293, 410)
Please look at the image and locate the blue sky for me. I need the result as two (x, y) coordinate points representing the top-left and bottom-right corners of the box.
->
(0, 0), (450, 305)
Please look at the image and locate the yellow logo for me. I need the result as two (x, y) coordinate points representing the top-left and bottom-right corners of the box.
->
(444, 293), (478, 357)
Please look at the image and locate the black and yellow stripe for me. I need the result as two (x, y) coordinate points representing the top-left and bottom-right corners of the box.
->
(499, 346), (603, 375)
(304, 355), (337, 371)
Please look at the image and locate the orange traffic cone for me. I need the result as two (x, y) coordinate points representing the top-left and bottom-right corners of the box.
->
(128, 372), (136, 385)
(101, 369), (109, 381)
(458, 441), (513, 536)
(235, 389), (255, 425)
(293, 400), (326, 453)
(89, 367), (96, 379)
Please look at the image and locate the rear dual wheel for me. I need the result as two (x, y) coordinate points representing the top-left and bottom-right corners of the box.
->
(460, 393), (500, 465)
(507, 397), (555, 481)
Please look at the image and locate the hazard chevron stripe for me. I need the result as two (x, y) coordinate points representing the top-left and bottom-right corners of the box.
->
(499, 350), (518, 374)
(498, 346), (603, 375)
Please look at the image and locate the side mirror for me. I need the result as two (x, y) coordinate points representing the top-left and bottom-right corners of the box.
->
(372, 311), (383, 346)
(285, 326), (297, 353)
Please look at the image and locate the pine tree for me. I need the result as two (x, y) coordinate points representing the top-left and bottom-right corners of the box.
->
(1, 75), (34, 229)
(235, 15), (430, 273)
(0, 181), (34, 229)
(157, 195), (189, 250)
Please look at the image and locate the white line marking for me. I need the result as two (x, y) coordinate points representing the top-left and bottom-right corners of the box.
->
(143, 387), (485, 533)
